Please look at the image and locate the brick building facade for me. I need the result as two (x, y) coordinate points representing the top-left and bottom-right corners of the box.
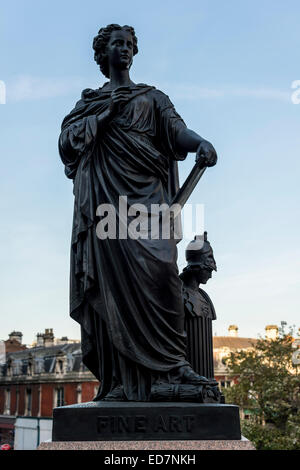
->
(0, 330), (99, 447)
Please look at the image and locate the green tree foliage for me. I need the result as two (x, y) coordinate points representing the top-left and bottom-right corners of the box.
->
(223, 326), (300, 450)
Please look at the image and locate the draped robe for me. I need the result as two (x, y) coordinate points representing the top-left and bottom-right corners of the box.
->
(59, 83), (190, 400)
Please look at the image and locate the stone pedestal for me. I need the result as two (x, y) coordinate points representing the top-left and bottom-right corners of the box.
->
(52, 401), (241, 442)
(38, 436), (255, 450)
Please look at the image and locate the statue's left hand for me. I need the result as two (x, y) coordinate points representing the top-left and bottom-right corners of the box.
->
(196, 140), (218, 167)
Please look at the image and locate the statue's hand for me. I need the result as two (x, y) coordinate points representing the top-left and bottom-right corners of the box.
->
(108, 87), (131, 117)
(195, 140), (218, 167)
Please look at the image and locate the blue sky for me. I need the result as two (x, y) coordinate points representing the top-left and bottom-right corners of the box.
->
(0, 0), (299, 345)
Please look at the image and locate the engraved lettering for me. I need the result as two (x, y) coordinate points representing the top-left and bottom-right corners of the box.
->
(135, 415), (147, 432)
(154, 415), (168, 432)
(117, 416), (130, 432)
(98, 413), (196, 435)
(97, 416), (109, 432)
(182, 415), (195, 432)
(169, 415), (182, 432)
(111, 416), (116, 433)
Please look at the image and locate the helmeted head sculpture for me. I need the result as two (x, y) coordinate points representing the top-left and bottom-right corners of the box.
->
(180, 232), (217, 285)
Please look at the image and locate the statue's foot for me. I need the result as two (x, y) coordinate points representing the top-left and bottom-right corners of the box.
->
(178, 366), (210, 385)
(102, 385), (126, 401)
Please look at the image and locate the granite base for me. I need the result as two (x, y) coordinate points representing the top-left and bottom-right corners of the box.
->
(38, 436), (255, 450)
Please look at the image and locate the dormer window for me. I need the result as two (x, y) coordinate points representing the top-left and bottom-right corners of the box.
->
(12, 360), (22, 376)
(6, 361), (12, 377)
(55, 358), (64, 374)
(34, 357), (44, 374)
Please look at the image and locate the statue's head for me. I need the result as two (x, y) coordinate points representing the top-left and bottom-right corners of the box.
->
(93, 24), (138, 78)
(180, 232), (217, 285)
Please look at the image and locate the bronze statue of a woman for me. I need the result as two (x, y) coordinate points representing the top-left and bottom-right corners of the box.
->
(59, 24), (218, 402)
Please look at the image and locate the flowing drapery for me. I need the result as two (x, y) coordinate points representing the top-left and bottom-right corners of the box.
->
(59, 84), (190, 400)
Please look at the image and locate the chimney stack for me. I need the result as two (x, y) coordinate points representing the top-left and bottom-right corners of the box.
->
(43, 328), (54, 347)
(8, 331), (23, 344)
(36, 333), (44, 347)
(265, 325), (278, 341)
(228, 325), (238, 337)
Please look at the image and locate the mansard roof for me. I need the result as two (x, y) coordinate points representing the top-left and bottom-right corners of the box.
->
(213, 336), (257, 349)
(0, 342), (86, 377)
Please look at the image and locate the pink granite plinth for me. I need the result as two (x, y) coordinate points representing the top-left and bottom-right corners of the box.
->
(38, 437), (255, 450)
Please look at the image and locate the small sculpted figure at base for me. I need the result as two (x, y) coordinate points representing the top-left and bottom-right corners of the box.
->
(180, 232), (221, 379)
(59, 24), (218, 402)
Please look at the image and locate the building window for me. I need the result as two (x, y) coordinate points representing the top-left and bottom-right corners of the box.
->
(6, 362), (12, 377)
(35, 358), (44, 374)
(67, 353), (74, 372)
(25, 388), (32, 416)
(55, 358), (65, 374)
(76, 385), (82, 404)
(220, 380), (232, 389)
(55, 387), (64, 407)
(12, 360), (22, 376)
(4, 389), (11, 415)
(37, 386), (41, 417)
(16, 389), (20, 416)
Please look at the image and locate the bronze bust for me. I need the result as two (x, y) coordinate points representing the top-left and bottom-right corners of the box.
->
(180, 232), (218, 382)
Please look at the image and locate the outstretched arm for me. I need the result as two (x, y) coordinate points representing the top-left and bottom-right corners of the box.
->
(175, 127), (218, 167)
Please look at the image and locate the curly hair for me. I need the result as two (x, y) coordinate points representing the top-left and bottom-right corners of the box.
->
(93, 24), (138, 78)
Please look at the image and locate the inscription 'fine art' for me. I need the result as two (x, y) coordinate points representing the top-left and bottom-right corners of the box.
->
(98, 414), (195, 434)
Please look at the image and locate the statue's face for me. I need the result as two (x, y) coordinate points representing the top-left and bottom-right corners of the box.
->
(203, 252), (216, 270)
(195, 268), (213, 285)
(106, 30), (134, 74)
